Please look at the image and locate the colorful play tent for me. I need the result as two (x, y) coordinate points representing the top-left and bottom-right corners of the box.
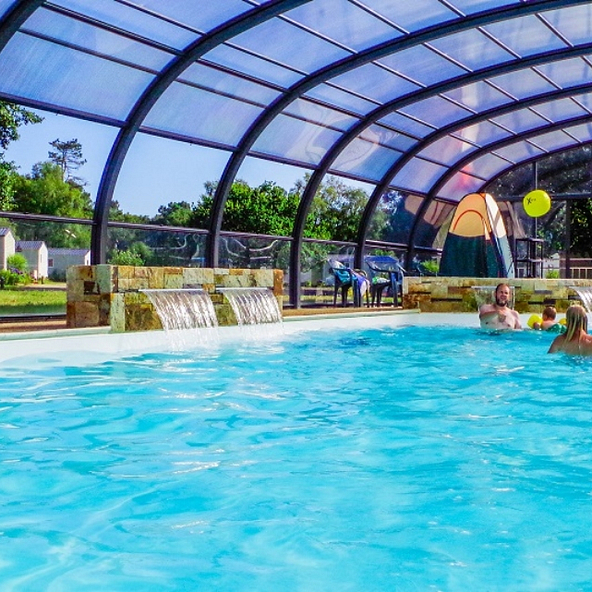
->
(440, 193), (514, 278)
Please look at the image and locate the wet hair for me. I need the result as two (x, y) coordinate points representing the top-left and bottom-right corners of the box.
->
(542, 306), (556, 320)
(495, 283), (510, 294)
(565, 305), (588, 341)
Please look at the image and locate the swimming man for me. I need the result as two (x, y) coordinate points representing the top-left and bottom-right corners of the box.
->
(479, 283), (522, 330)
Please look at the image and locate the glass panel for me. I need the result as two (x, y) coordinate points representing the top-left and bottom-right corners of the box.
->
(360, 125), (417, 152)
(232, 18), (349, 74)
(535, 57), (592, 89)
(0, 0), (16, 18)
(429, 29), (515, 71)
(50, 0), (196, 49)
(183, 62), (280, 105)
(365, 190), (424, 245)
(491, 108), (549, 134)
(286, 0), (400, 51)
(25, 8), (173, 71)
(305, 84), (378, 116)
(361, 0), (457, 32)
(219, 235), (291, 270)
(544, 5), (592, 47)
(131, 0), (251, 32)
(494, 141), (545, 162)
(419, 136), (479, 166)
(399, 96), (472, 128)
(532, 99), (588, 122)
(414, 199), (455, 249)
(443, 81), (513, 111)
(446, 0), (517, 12)
(489, 69), (556, 100)
(252, 115), (341, 165)
(107, 226), (207, 268)
(332, 141), (402, 181)
(0, 34), (153, 120)
(564, 122), (592, 142)
(380, 112), (434, 138)
(530, 130), (577, 153)
(204, 45), (301, 88)
(462, 152), (513, 181)
(145, 82), (263, 147)
(452, 120), (512, 145)
(283, 99), (359, 132)
(483, 15), (567, 57)
(330, 64), (421, 104)
(392, 158), (448, 193)
(378, 45), (466, 86)
(437, 171), (487, 201)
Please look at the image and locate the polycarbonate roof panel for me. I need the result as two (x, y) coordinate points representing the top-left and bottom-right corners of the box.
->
(332, 140), (402, 181)
(398, 96), (473, 128)
(304, 84), (378, 116)
(535, 57), (592, 89)
(378, 112), (434, 138)
(360, 125), (417, 152)
(144, 83), (263, 147)
(447, 0), (516, 13)
(530, 129), (581, 152)
(531, 98), (589, 122)
(452, 121), (512, 145)
(283, 99), (359, 132)
(491, 109), (550, 134)
(361, 0), (458, 32)
(462, 153), (512, 181)
(392, 158), (449, 194)
(543, 5), (592, 46)
(419, 136), (479, 166)
(493, 141), (545, 162)
(489, 69), (557, 100)
(0, 0), (15, 17)
(442, 81), (513, 112)
(438, 170), (491, 201)
(566, 122), (592, 142)
(25, 8), (173, 71)
(0, 33), (153, 120)
(50, 0), (197, 50)
(286, 0), (401, 51)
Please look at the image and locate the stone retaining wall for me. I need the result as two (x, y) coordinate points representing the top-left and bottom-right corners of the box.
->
(404, 277), (592, 313)
(66, 265), (283, 332)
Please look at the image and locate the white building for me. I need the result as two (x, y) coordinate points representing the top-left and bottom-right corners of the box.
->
(48, 248), (91, 280)
(0, 227), (15, 270)
(15, 240), (49, 280)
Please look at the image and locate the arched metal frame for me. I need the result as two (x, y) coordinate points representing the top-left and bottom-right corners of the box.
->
(2, 0), (592, 306)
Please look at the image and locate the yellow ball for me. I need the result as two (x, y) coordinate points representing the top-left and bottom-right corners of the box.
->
(559, 317), (567, 325)
(527, 314), (542, 329)
(523, 190), (551, 217)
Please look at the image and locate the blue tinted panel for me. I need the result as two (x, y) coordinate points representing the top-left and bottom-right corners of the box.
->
(494, 141), (545, 162)
(392, 158), (448, 193)
(399, 96), (472, 128)
(490, 69), (556, 100)
(532, 99), (587, 122)
(545, 5), (592, 46)
(361, 125), (417, 152)
(380, 112), (434, 138)
(134, 0), (251, 32)
(463, 153), (512, 182)
(572, 94), (592, 113)
(452, 121), (512, 145)
(415, 199), (456, 248)
(536, 58), (592, 89)
(429, 29), (514, 71)
(484, 15), (567, 57)
(0, 0), (16, 17)
(530, 130), (577, 152)
(437, 171), (488, 201)
(252, 115), (341, 165)
(232, 19), (349, 74)
(331, 64), (421, 104)
(0, 34), (152, 120)
(447, 0), (517, 13)
(491, 109), (548, 134)
(204, 45), (301, 88)
(379, 45), (466, 86)
(183, 63), (280, 105)
(51, 0), (195, 49)
(145, 83), (263, 148)
(565, 122), (592, 142)
(286, 0), (400, 52)
(332, 141), (402, 181)
(361, 0), (457, 32)
(26, 9), (173, 71)
(283, 99), (359, 132)
(443, 81), (513, 111)
(305, 84), (378, 115)
(419, 136), (478, 166)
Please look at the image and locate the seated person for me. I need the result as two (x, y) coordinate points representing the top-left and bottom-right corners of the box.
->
(532, 306), (563, 332)
(548, 305), (592, 355)
(479, 283), (521, 330)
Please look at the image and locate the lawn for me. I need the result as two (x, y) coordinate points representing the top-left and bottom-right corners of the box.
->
(0, 286), (67, 314)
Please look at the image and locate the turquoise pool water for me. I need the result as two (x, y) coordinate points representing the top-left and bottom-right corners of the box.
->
(2, 323), (592, 590)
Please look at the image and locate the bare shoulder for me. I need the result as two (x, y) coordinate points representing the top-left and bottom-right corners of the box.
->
(548, 334), (565, 353)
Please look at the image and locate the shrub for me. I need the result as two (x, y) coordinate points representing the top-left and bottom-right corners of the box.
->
(7, 253), (27, 272)
(109, 248), (144, 266)
(546, 269), (560, 279)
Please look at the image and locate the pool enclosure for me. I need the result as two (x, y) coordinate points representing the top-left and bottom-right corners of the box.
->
(2, 0), (592, 306)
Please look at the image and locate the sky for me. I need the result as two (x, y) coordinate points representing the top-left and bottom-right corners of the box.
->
(4, 109), (308, 218)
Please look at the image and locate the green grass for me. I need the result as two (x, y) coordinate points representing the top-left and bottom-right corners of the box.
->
(0, 287), (67, 314)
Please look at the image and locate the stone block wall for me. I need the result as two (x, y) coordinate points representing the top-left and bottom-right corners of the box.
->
(404, 277), (592, 313)
(67, 265), (284, 332)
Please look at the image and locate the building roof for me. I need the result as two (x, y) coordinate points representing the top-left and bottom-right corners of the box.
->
(16, 240), (46, 251)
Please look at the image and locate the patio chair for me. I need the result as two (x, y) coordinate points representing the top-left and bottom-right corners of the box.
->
(365, 255), (404, 307)
(329, 260), (369, 308)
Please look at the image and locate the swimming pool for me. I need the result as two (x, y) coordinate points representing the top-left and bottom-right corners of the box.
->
(2, 314), (592, 590)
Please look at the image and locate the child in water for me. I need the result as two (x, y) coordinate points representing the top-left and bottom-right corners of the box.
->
(532, 306), (563, 332)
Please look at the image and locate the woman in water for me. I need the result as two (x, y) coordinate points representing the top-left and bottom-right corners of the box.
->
(548, 305), (592, 355)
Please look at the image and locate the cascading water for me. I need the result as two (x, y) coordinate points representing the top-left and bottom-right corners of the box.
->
(570, 286), (592, 313)
(218, 287), (282, 325)
(141, 288), (218, 330)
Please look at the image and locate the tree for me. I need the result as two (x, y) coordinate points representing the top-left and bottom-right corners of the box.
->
(48, 138), (86, 185)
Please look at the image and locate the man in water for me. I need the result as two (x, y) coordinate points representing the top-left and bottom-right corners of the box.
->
(479, 283), (522, 330)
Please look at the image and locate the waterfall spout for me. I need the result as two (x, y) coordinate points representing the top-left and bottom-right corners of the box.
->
(142, 288), (218, 330)
(218, 287), (282, 325)
(569, 286), (592, 313)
